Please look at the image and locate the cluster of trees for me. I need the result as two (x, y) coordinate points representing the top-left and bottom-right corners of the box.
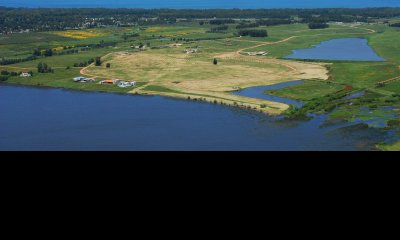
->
(33, 48), (80, 57)
(390, 23), (400, 27)
(209, 19), (235, 25)
(237, 29), (268, 37)
(95, 57), (102, 66)
(37, 62), (54, 73)
(73, 58), (95, 68)
(236, 23), (260, 29)
(209, 25), (229, 32)
(0, 55), (37, 65)
(257, 19), (292, 26)
(235, 19), (293, 29)
(122, 32), (140, 41)
(1, 70), (25, 76)
(33, 48), (53, 57)
(308, 23), (330, 29)
(1, 70), (32, 81)
(2, 7), (400, 33)
(1, 40), (115, 66)
(55, 49), (80, 56)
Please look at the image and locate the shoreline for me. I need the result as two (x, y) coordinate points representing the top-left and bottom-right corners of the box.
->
(0, 81), (289, 115)
(133, 89), (289, 115)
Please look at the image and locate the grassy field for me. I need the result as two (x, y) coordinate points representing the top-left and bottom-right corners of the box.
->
(0, 27), (133, 58)
(3, 68), (146, 93)
(377, 141), (400, 151)
(265, 80), (344, 100)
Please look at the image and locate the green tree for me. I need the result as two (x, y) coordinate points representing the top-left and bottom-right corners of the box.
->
(44, 48), (53, 57)
(1, 70), (10, 75)
(33, 48), (41, 56)
(106, 63), (111, 68)
(37, 62), (43, 73)
(213, 58), (218, 65)
(95, 57), (102, 66)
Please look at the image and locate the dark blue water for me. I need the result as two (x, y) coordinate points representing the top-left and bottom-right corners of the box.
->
(0, 85), (385, 150)
(232, 80), (304, 108)
(284, 38), (385, 61)
(345, 91), (365, 100)
(1, 0), (399, 8)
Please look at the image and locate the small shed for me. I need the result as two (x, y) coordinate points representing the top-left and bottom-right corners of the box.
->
(20, 72), (32, 77)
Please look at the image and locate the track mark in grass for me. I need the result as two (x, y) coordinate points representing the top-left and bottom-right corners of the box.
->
(141, 85), (182, 94)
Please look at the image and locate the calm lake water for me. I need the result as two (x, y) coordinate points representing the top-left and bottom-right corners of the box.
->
(284, 38), (385, 61)
(0, 85), (386, 151)
(232, 80), (304, 108)
(1, 0), (400, 8)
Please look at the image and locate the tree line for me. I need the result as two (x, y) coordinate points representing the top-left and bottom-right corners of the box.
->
(0, 70), (33, 81)
(237, 29), (268, 37)
(209, 25), (229, 32)
(0, 40), (116, 66)
(308, 23), (330, 29)
(1, 7), (400, 33)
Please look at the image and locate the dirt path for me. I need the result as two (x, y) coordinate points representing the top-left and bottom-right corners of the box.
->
(350, 26), (376, 34)
(213, 36), (300, 73)
(376, 75), (400, 86)
(236, 36), (297, 54)
(80, 52), (115, 78)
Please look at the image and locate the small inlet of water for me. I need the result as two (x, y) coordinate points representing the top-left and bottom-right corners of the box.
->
(231, 80), (304, 108)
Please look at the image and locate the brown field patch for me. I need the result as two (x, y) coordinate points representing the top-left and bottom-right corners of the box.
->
(84, 50), (329, 114)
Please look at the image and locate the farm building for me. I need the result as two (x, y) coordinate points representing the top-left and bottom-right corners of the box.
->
(20, 72), (32, 77)
(99, 80), (114, 84)
(246, 51), (268, 56)
(171, 43), (183, 47)
(73, 76), (87, 82)
(184, 48), (198, 54)
(131, 45), (146, 50)
(117, 81), (136, 88)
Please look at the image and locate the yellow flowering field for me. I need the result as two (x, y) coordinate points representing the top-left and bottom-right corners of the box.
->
(53, 30), (103, 39)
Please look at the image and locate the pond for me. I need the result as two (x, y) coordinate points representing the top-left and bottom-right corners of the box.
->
(231, 80), (304, 108)
(0, 84), (387, 151)
(284, 38), (385, 61)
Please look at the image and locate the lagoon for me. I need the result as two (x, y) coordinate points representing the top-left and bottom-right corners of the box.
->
(284, 38), (385, 61)
(232, 80), (304, 108)
(0, 85), (385, 151)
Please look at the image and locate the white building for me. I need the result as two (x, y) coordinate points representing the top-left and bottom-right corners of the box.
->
(20, 72), (32, 77)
